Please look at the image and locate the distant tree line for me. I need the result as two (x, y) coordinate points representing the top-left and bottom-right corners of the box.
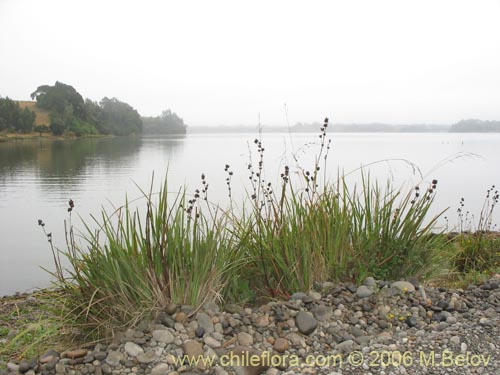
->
(30, 82), (144, 136)
(1, 81), (188, 136)
(0, 97), (36, 133)
(142, 110), (187, 134)
(450, 119), (500, 132)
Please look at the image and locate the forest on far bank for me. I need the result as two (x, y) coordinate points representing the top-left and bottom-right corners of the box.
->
(0, 81), (187, 136)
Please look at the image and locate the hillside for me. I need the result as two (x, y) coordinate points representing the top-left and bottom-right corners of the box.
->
(17, 101), (50, 126)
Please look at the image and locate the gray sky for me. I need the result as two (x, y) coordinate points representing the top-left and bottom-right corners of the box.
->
(1, 0), (499, 126)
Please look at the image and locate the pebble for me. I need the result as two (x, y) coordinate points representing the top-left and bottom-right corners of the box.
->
(66, 349), (87, 359)
(151, 363), (170, 375)
(124, 342), (144, 357)
(105, 350), (123, 367)
(196, 312), (214, 333)
(204, 336), (222, 348)
(137, 350), (157, 364)
(237, 331), (254, 346)
(391, 281), (416, 293)
(273, 338), (289, 353)
(152, 329), (174, 344)
(295, 311), (318, 335)
(356, 285), (374, 298)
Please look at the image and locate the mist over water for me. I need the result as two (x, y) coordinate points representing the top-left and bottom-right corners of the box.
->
(1, 133), (499, 296)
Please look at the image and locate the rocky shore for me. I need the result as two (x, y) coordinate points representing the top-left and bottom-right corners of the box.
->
(3, 276), (500, 375)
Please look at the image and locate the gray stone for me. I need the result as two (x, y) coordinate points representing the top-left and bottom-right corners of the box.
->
(391, 281), (416, 293)
(124, 341), (144, 357)
(105, 350), (124, 367)
(183, 340), (205, 370)
(196, 312), (214, 333)
(254, 314), (270, 327)
(55, 363), (66, 374)
(273, 338), (289, 353)
(405, 316), (417, 327)
(94, 352), (107, 361)
(101, 364), (111, 375)
(183, 340), (204, 357)
(351, 326), (364, 337)
(6, 363), (19, 373)
(137, 350), (158, 364)
(346, 283), (358, 293)
(151, 363), (170, 375)
(225, 304), (243, 314)
(165, 303), (178, 315)
(312, 305), (332, 321)
(337, 339), (354, 352)
(308, 291), (322, 301)
(295, 311), (318, 335)
(18, 360), (33, 373)
(152, 329), (174, 344)
(290, 292), (307, 300)
(41, 349), (60, 363)
(204, 336), (222, 348)
(356, 285), (373, 298)
(237, 331), (254, 346)
(285, 332), (305, 347)
(363, 277), (376, 287)
(195, 326), (205, 338)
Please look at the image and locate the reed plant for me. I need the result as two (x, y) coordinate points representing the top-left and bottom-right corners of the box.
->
(232, 118), (448, 298)
(235, 172), (448, 298)
(44, 179), (245, 336)
(452, 187), (500, 274)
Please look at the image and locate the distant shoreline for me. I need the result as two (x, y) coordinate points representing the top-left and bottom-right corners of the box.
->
(0, 132), (111, 143)
(188, 127), (450, 134)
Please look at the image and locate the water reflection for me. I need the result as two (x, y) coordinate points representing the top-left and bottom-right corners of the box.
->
(0, 137), (143, 178)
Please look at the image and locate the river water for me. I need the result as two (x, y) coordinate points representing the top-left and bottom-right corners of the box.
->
(1, 132), (499, 295)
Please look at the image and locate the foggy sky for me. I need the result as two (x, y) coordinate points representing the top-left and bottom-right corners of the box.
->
(1, 0), (499, 127)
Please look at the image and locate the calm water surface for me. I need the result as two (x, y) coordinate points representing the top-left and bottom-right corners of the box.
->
(1, 133), (499, 295)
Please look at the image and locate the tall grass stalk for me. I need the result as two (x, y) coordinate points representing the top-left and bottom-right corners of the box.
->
(49, 179), (245, 336)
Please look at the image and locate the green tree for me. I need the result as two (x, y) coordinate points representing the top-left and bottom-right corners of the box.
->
(30, 82), (99, 136)
(17, 107), (36, 133)
(30, 81), (85, 117)
(83, 99), (102, 126)
(0, 97), (35, 133)
(98, 97), (142, 135)
(49, 112), (67, 135)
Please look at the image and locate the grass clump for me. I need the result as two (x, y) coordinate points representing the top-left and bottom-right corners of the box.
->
(43, 179), (245, 337)
(237, 168), (448, 299)
(232, 118), (449, 299)
(443, 187), (500, 286)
